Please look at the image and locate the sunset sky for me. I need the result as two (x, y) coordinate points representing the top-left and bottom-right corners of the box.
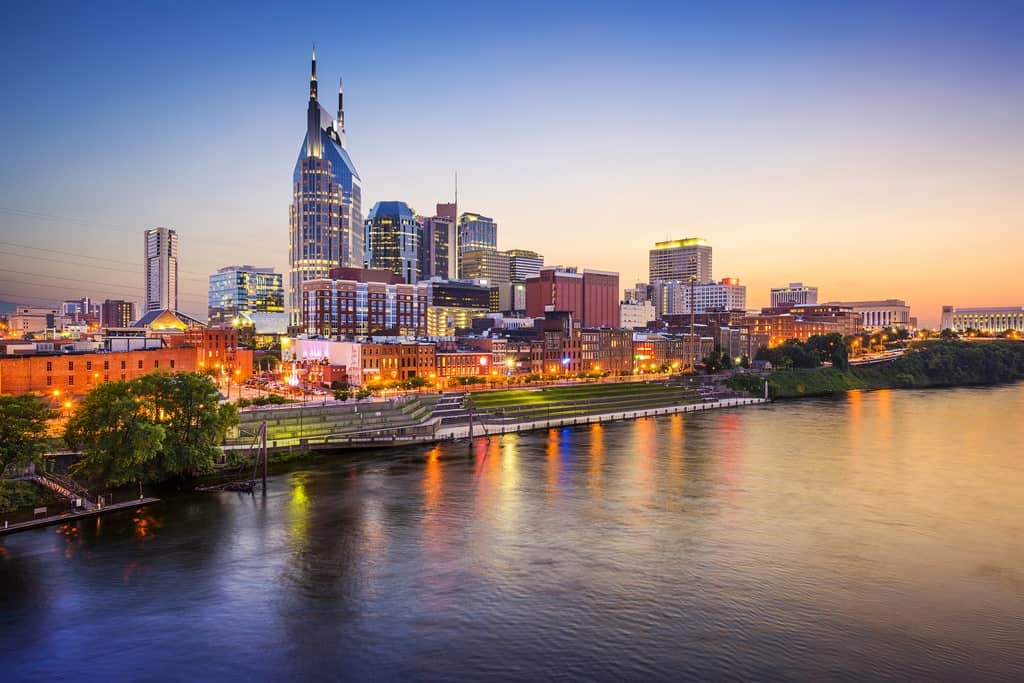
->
(2, 1), (1022, 327)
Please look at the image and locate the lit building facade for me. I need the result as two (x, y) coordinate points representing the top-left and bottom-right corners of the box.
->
(423, 278), (491, 337)
(208, 266), (284, 326)
(771, 282), (819, 307)
(457, 212), (497, 275)
(144, 227), (178, 313)
(100, 300), (136, 329)
(289, 49), (363, 326)
(649, 238), (712, 283)
(420, 210), (458, 280)
(365, 201), (421, 284)
(653, 278), (745, 317)
(824, 299), (913, 330)
(940, 306), (1024, 333)
(303, 272), (428, 339)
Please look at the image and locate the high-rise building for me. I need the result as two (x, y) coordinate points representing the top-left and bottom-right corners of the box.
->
(771, 282), (819, 307)
(525, 267), (620, 328)
(422, 278), (491, 337)
(303, 269), (428, 338)
(208, 266), (285, 326)
(653, 278), (746, 317)
(649, 238), (712, 283)
(457, 212), (497, 275)
(289, 49), (363, 326)
(507, 249), (543, 282)
(365, 201), (421, 284)
(420, 211), (458, 280)
(100, 300), (136, 328)
(461, 249), (510, 284)
(144, 227), (178, 313)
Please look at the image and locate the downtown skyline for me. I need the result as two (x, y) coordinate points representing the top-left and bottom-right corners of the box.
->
(2, 1), (1023, 327)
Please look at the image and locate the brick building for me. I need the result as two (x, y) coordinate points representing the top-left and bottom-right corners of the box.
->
(0, 346), (199, 396)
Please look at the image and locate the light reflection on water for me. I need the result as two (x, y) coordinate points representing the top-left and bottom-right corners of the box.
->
(2, 383), (1024, 681)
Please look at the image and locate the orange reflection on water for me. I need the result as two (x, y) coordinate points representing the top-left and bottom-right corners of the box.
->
(665, 414), (686, 493)
(545, 429), (561, 496)
(628, 418), (657, 504)
(875, 389), (893, 442)
(588, 423), (605, 495)
(423, 446), (442, 512)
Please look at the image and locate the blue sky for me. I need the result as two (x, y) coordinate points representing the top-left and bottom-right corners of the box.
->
(1, 1), (1022, 324)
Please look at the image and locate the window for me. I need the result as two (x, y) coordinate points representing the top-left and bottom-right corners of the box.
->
(68, 361), (74, 371)
(46, 376), (52, 386)
(46, 361), (52, 371)
(154, 360), (159, 369)
(68, 376), (74, 386)
(86, 361), (92, 371)
(169, 360), (175, 369)
(138, 360), (143, 369)
(121, 360), (126, 370)
(104, 361), (109, 370)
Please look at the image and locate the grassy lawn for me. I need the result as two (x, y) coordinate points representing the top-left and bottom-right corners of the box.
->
(468, 381), (682, 409)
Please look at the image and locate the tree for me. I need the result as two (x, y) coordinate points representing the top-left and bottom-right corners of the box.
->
(0, 395), (52, 477)
(806, 333), (849, 370)
(703, 345), (724, 374)
(66, 372), (237, 485)
(66, 382), (165, 486)
(135, 373), (237, 480)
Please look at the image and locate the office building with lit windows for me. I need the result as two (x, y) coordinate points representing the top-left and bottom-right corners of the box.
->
(302, 267), (428, 338)
(208, 266), (284, 326)
(457, 212), (497, 275)
(771, 282), (819, 307)
(365, 201), (422, 284)
(649, 238), (712, 283)
(420, 207), (458, 280)
(289, 49), (363, 326)
(652, 278), (745, 317)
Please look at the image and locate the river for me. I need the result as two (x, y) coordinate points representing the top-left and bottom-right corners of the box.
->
(2, 384), (1023, 681)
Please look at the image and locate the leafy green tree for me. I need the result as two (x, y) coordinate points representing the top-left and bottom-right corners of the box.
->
(703, 345), (724, 374)
(66, 382), (165, 486)
(66, 372), (237, 485)
(333, 387), (351, 401)
(135, 373), (237, 480)
(0, 395), (52, 477)
(806, 333), (849, 370)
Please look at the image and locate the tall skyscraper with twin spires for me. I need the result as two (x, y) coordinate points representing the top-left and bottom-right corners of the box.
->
(288, 48), (363, 327)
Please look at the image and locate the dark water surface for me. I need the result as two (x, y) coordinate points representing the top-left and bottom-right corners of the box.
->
(2, 384), (1023, 681)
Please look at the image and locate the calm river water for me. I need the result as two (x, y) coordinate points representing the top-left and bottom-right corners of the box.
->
(2, 384), (1024, 681)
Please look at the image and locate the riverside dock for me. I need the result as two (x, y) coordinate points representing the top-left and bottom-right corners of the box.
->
(0, 498), (161, 537)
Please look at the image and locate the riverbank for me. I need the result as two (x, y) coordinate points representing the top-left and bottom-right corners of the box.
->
(731, 340), (1024, 398)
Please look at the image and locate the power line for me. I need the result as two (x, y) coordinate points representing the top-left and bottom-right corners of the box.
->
(0, 245), (210, 280)
(0, 206), (271, 249)
(0, 276), (207, 304)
